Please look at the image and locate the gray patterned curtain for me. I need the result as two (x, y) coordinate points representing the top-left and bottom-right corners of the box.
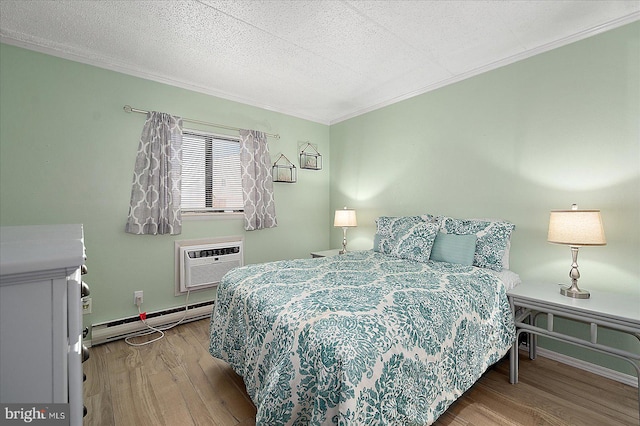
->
(239, 130), (277, 230)
(125, 111), (183, 235)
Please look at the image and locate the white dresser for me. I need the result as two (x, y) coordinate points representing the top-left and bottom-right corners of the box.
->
(0, 224), (87, 425)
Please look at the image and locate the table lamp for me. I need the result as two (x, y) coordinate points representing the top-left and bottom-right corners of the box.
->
(334, 207), (357, 254)
(547, 204), (606, 299)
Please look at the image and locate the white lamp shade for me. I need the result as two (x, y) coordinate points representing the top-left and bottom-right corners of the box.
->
(548, 209), (606, 246)
(334, 208), (357, 227)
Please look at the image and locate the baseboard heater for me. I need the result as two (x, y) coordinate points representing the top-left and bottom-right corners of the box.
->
(90, 300), (215, 346)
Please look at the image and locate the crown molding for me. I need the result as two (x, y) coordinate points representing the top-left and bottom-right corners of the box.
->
(0, 34), (330, 126)
(330, 12), (640, 125)
(3, 10), (638, 127)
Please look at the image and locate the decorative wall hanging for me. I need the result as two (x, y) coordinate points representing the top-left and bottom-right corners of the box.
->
(299, 142), (322, 170)
(272, 154), (297, 183)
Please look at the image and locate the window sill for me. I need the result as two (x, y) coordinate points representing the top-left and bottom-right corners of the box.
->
(182, 211), (244, 221)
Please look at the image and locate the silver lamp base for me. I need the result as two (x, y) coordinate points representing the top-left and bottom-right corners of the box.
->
(560, 246), (590, 299)
(339, 227), (348, 255)
(560, 284), (590, 299)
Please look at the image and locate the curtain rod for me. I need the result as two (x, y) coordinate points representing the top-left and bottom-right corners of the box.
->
(123, 105), (280, 139)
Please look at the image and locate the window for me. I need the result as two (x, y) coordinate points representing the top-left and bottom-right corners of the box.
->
(181, 130), (243, 213)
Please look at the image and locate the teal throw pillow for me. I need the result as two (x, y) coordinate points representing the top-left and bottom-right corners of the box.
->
(430, 232), (477, 266)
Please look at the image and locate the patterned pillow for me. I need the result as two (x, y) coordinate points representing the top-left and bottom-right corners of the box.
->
(374, 216), (439, 263)
(373, 214), (434, 254)
(389, 222), (439, 263)
(374, 216), (425, 253)
(471, 217), (513, 269)
(439, 217), (515, 271)
(374, 214), (438, 239)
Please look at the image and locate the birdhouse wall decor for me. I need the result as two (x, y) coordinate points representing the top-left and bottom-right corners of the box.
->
(272, 153), (297, 183)
(299, 142), (322, 170)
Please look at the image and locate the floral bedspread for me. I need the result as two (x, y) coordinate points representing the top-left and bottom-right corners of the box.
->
(209, 250), (515, 425)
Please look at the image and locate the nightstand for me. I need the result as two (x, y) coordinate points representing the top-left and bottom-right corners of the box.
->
(507, 282), (640, 417)
(310, 249), (342, 258)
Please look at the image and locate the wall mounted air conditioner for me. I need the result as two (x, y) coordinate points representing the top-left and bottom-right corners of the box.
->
(176, 238), (243, 294)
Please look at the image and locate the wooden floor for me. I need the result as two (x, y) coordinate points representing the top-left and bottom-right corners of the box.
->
(83, 319), (638, 426)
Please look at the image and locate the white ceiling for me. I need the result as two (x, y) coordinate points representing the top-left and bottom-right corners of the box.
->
(1, 1), (639, 125)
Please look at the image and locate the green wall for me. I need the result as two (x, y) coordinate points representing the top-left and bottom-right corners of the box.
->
(330, 22), (640, 376)
(0, 43), (330, 326)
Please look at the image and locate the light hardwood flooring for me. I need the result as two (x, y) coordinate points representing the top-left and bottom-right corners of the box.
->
(83, 319), (638, 425)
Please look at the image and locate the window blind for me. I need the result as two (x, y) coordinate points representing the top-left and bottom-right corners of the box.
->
(181, 130), (243, 213)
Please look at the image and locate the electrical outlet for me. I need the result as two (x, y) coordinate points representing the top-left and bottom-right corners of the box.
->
(134, 290), (143, 306)
(82, 297), (92, 315)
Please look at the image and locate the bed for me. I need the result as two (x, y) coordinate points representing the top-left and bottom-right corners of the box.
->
(209, 215), (518, 425)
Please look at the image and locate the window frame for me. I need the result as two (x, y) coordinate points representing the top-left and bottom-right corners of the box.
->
(180, 129), (244, 216)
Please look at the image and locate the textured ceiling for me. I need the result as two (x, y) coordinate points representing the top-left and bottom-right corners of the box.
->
(1, 1), (639, 124)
